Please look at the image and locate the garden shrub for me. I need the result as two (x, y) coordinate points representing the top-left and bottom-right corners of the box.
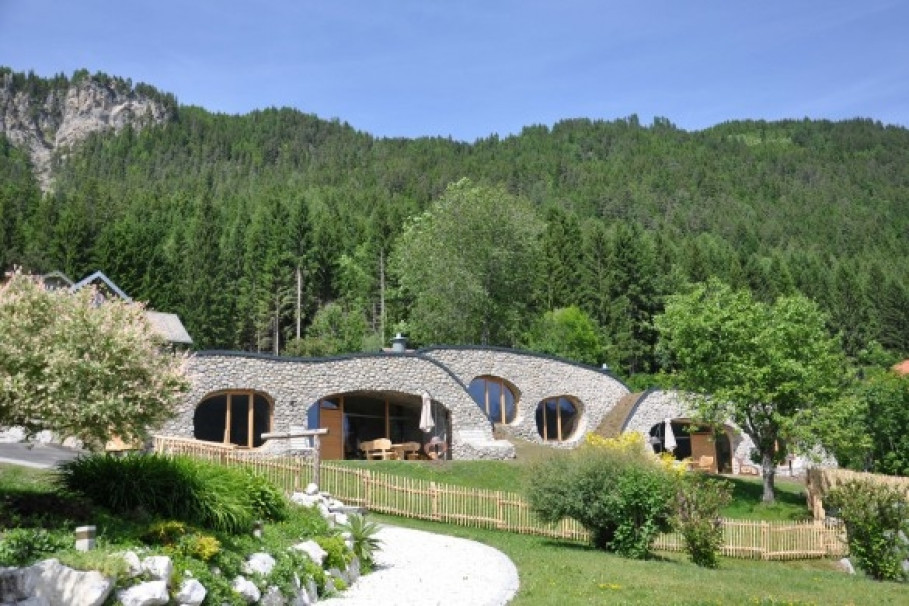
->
(0, 527), (71, 566)
(673, 474), (732, 568)
(527, 434), (677, 558)
(826, 479), (909, 582)
(140, 520), (188, 546)
(56, 453), (281, 533)
(244, 470), (290, 522)
(316, 535), (353, 570)
(341, 514), (381, 571)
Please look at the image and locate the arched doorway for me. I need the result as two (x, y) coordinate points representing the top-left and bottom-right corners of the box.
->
(193, 390), (273, 448)
(306, 391), (451, 460)
(648, 420), (733, 473)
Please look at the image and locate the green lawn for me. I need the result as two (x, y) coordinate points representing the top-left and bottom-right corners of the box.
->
(375, 514), (906, 605)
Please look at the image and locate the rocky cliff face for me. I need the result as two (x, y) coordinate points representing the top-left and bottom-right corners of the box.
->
(0, 73), (170, 190)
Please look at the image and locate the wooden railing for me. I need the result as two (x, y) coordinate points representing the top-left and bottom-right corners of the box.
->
(806, 467), (909, 520)
(152, 436), (845, 559)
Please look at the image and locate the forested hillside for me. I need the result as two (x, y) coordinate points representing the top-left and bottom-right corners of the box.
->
(1, 69), (907, 380)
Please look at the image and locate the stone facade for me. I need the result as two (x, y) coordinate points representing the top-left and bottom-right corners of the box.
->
(422, 347), (629, 449)
(622, 390), (757, 474)
(165, 347), (630, 460)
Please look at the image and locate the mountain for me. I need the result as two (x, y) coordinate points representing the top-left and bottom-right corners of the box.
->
(1, 67), (907, 371)
(0, 68), (175, 190)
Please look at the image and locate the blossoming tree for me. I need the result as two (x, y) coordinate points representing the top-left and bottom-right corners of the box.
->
(0, 272), (189, 447)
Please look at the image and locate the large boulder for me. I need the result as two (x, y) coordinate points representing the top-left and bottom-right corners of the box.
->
(116, 580), (169, 606)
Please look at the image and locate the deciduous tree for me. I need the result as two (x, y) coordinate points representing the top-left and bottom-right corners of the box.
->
(655, 279), (846, 502)
(0, 273), (189, 447)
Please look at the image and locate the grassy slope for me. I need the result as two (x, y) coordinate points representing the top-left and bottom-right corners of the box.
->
(375, 514), (906, 606)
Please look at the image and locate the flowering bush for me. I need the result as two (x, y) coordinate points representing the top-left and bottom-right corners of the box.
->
(0, 272), (188, 446)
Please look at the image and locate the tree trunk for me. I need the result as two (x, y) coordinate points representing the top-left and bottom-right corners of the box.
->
(761, 451), (776, 503)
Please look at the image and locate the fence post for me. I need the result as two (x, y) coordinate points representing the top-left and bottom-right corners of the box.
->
(312, 434), (321, 488)
(496, 491), (505, 530)
(365, 470), (372, 510)
(430, 481), (439, 521)
(761, 522), (769, 560)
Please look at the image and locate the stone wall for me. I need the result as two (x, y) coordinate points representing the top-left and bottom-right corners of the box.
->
(622, 390), (756, 473)
(161, 351), (514, 460)
(166, 347), (631, 459)
(421, 347), (630, 449)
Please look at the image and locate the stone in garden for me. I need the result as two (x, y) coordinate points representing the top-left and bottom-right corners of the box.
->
(31, 558), (113, 606)
(243, 552), (276, 576)
(292, 540), (327, 566)
(232, 575), (261, 603)
(260, 586), (285, 605)
(175, 578), (207, 606)
(16, 597), (50, 606)
(332, 512), (349, 527)
(291, 493), (322, 508)
(304, 482), (319, 495)
(838, 557), (855, 574)
(121, 551), (143, 578)
(141, 555), (173, 583)
(116, 580), (169, 606)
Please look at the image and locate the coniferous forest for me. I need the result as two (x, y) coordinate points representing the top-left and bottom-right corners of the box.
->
(2, 69), (908, 384)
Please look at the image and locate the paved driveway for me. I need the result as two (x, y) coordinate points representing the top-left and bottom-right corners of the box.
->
(0, 442), (83, 469)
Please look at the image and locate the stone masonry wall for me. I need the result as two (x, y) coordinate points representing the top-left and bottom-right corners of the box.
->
(622, 390), (756, 473)
(161, 351), (512, 460)
(421, 347), (630, 449)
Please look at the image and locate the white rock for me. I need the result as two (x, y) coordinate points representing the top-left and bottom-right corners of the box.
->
(292, 540), (327, 566)
(121, 551), (143, 578)
(838, 557), (855, 574)
(332, 512), (349, 527)
(291, 493), (322, 508)
(304, 483), (319, 495)
(116, 580), (169, 606)
(16, 597), (50, 606)
(141, 555), (173, 583)
(260, 585), (286, 605)
(175, 578), (207, 606)
(243, 552), (276, 576)
(232, 575), (261, 603)
(326, 498), (344, 510)
(31, 558), (113, 606)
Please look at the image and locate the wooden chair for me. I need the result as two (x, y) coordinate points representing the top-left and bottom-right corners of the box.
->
(367, 438), (396, 460)
(360, 440), (375, 460)
(401, 441), (422, 460)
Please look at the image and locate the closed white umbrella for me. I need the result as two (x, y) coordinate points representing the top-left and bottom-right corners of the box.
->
(419, 391), (435, 433)
(663, 418), (677, 452)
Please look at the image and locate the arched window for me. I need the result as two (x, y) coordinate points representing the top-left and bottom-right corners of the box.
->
(468, 376), (517, 424)
(193, 390), (272, 448)
(536, 396), (579, 442)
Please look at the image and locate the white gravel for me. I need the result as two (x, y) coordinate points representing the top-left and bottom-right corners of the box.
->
(318, 525), (519, 606)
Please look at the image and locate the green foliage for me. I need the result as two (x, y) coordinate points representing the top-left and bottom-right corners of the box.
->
(341, 514), (381, 570)
(178, 532), (221, 561)
(0, 273), (189, 446)
(315, 534), (354, 570)
(0, 527), (70, 566)
(859, 370), (909, 476)
(244, 470), (290, 521)
(140, 520), (188, 546)
(656, 278), (847, 502)
(522, 306), (603, 365)
(56, 453), (273, 533)
(826, 480), (909, 582)
(391, 178), (544, 346)
(284, 301), (369, 356)
(673, 475), (733, 568)
(526, 444), (676, 558)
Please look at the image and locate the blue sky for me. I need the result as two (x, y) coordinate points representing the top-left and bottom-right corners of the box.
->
(1, 0), (907, 141)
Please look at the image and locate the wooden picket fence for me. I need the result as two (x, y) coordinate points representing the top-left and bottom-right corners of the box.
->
(806, 467), (909, 520)
(152, 436), (845, 559)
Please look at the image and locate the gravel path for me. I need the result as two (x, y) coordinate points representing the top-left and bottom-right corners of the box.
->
(318, 525), (519, 606)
